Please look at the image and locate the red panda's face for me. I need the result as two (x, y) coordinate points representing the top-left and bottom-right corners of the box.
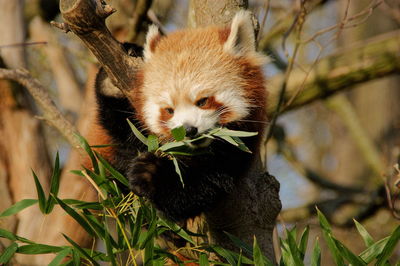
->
(141, 47), (252, 138)
(135, 11), (268, 141)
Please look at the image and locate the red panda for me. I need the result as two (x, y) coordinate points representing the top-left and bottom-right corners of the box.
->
(93, 11), (268, 222)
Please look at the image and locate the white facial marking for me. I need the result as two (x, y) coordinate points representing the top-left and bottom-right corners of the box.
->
(168, 104), (217, 134)
(143, 100), (163, 134)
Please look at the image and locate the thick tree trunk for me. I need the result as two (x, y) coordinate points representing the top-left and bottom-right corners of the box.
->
(0, 2), (52, 265)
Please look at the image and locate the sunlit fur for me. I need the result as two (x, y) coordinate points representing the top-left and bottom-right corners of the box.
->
(131, 11), (269, 140)
(92, 11), (270, 222)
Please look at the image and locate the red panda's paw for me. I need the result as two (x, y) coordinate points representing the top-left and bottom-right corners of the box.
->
(128, 152), (159, 198)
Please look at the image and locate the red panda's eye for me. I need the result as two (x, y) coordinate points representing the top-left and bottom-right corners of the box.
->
(165, 108), (174, 115)
(196, 97), (209, 107)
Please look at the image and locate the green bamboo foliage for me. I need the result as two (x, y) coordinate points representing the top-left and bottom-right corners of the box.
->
(0, 137), (399, 265)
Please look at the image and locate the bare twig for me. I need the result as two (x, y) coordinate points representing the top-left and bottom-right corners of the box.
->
(265, 2), (306, 143)
(0, 41), (47, 48)
(0, 68), (81, 148)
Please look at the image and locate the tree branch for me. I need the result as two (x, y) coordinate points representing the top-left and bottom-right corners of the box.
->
(326, 94), (384, 185)
(0, 68), (80, 148)
(280, 186), (385, 225)
(55, 0), (143, 100)
(188, 0), (281, 262)
(267, 30), (400, 114)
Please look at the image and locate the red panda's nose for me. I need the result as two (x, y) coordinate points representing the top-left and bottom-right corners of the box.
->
(183, 124), (198, 138)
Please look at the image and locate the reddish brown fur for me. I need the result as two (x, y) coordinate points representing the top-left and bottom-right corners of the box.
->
(238, 57), (267, 123)
(218, 27), (231, 44)
(129, 23), (268, 138)
(149, 34), (162, 53)
(84, 122), (115, 169)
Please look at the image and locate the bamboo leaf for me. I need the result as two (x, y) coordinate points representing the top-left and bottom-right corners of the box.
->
(218, 135), (239, 146)
(171, 126), (186, 141)
(104, 228), (117, 266)
(81, 209), (107, 240)
(212, 128), (258, 137)
(0, 199), (38, 218)
(158, 218), (195, 245)
(225, 232), (253, 256)
(280, 240), (295, 266)
(0, 242), (18, 263)
(298, 226), (310, 259)
(46, 152), (61, 213)
(127, 119), (148, 145)
(212, 246), (237, 265)
(0, 229), (34, 244)
(95, 152), (129, 187)
(376, 226), (400, 265)
(74, 133), (99, 173)
(286, 229), (304, 266)
(333, 239), (366, 266)
(147, 135), (159, 152)
(359, 237), (389, 263)
(253, 236), (266, 266)
(317, 208), (344, 266)
(131, 207), (144, 248)
(32, 170), (47, 213)
(144, 236), (154, 266)
(237, 252), (242, 266)
(62, 199), (103, 210)
(72, 249), (80, 265)
(253, 236), (274, 266)
(311, 239), (321, 266)
(231, 136), (252, 153)
(63, 234), (100, 266)
(172, 157), (184, 186)
(199, 253), (210, 266)
(140, 218), (157, 249)
(0, 229), (17, 241)
(158, 141), (186, 152)
(53, 196), (96, 237)
(49, 248), (72, 266)
(316, 207), (332, 233)
(17, 244), (63, 254)
(354, 219), (374, 247)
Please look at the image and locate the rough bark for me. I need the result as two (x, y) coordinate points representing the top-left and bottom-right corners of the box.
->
(57, 0), (143, 101)
(188, 0), (247, 28)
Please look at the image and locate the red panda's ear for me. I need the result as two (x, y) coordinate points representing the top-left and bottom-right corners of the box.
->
(223, 11), (256, 55)
(144, 25), (161, 61)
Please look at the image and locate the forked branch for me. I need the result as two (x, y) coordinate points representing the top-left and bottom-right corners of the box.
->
(55, 0), (143, 99)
